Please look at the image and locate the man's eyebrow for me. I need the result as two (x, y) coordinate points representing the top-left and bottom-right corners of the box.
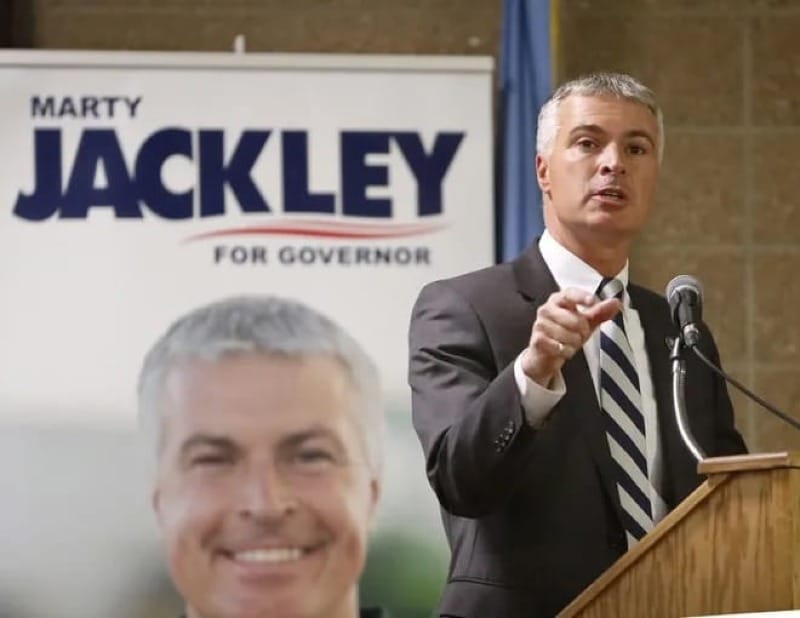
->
(177, 426), (348, 459)
(624, 129), (657, 146)
(279, 425), (344, 450)
(568, 123), (605, 136)
(179, 434), (239, 457)
(568, 124), (657, 147)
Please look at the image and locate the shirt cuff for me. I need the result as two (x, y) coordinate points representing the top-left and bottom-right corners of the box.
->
(513, 352), (566, 428)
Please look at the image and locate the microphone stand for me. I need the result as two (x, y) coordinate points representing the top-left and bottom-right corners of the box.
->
(670, 337), (707, 462)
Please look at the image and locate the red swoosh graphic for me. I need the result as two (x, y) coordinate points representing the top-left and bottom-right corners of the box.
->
(184, 220), (448, 242)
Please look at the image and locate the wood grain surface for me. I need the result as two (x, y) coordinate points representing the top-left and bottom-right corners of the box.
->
(560, 455), (800, 617)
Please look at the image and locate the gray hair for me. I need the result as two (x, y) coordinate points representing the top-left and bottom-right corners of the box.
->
(536, 72), (664, 162)
(137, 295), (383, 477)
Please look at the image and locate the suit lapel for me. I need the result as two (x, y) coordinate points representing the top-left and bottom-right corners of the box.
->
(511, 241), (559, 302)
(512, 243), (627, 525)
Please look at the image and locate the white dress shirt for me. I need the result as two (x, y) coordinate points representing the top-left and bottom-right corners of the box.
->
(513, 230), (667, 521)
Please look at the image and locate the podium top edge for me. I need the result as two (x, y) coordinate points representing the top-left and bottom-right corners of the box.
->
(698, 451), (799, 475)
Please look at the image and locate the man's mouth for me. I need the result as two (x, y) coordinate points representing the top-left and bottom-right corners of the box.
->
(592, 187), (628, 202)
(218, 544), (323, 583)
(231, 547), (307, 564)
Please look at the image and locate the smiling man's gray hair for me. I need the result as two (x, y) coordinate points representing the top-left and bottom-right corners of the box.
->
(536, 72), (664, 163)
(137, 295), (384, 476)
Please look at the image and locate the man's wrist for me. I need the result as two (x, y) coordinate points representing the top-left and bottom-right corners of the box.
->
(519, 349), (555, 388)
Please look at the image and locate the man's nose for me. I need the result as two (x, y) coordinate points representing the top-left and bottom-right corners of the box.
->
(599, 143), (626, 175)
(239, 463), (297, 521)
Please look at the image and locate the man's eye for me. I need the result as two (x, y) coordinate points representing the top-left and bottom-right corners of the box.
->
(295, 449), (335, 465)
(628, 144), (648, 155)
(576, 138), (597, 150)
(192, 454), (232, 466)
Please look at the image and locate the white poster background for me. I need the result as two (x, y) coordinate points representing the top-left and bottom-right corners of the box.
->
(0, 50), (493, 616)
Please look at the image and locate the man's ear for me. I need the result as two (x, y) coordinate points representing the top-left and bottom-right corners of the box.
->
(369, 478), (380, 514)
(535, 153), (550, 194)
(367, 477), (381, 528)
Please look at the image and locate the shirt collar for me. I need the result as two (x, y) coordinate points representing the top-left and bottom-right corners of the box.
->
(538, 229), (629, 297)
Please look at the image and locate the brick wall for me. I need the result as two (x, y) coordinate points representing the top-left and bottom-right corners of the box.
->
(11, 0), (500, 54)
(560, 0), (800, 451)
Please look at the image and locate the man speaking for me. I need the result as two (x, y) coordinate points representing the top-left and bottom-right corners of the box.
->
(408, 73), (746, 617)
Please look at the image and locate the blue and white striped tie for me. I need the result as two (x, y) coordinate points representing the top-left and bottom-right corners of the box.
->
(597, 277), (654, 548)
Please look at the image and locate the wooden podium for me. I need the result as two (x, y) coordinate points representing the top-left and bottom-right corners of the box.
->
(559, 452), (800, 617)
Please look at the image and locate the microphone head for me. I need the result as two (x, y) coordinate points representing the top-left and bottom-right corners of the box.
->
(666, 274), (704, 302)
(666, 275), (704, 339)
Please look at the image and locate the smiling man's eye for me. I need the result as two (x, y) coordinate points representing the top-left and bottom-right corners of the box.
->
(296, 448), (335, 464)
(192, 453), (233, 466)
(576, 138), (597, 150)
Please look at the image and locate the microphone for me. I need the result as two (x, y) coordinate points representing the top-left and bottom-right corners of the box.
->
(665, 274), (800, 434)
(666, 275), (703, 347)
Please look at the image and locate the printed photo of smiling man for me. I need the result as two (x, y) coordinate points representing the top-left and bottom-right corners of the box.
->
(137, 295), (386, 618)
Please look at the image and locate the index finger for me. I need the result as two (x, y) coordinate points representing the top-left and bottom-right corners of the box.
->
(554, 287), (597, 310)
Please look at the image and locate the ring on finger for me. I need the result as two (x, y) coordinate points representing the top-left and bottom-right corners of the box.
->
(556, 341), (565, 355)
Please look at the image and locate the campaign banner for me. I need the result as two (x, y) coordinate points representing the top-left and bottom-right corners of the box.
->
(0, 50), (493, 617)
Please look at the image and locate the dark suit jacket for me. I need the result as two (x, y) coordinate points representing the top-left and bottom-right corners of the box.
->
(408, 243), (746, 618)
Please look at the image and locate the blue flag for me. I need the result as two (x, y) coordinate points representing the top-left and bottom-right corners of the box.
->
(498, 0), (552, 263)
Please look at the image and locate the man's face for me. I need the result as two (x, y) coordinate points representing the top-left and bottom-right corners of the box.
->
(536, 94), (660, 251)
(152, 353), (379, 618)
